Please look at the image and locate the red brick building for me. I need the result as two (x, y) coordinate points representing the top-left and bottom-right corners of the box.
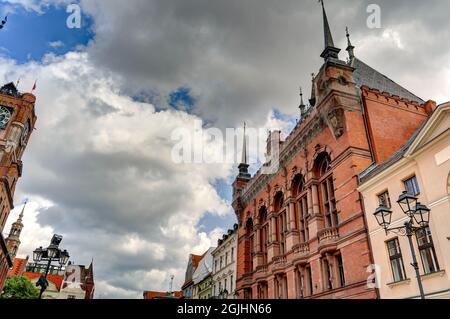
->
(7, 256), (28, 277)
(232, 2), (436, 299)
(0, 82), (37, 291)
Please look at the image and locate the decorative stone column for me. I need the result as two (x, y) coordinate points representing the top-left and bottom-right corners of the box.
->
(267, 212), (280, 261)
(312, 184), (320, 216)
(286, 268), (297, 299)
(251, 283), (259, 300)
(254, 225), (263, 268)
(288, 200), (296, 231)
(286, 199), (299, 252)
(308, 183), (324, 238)
(307, 187), (313, 216)
(267, 276), (276, 299)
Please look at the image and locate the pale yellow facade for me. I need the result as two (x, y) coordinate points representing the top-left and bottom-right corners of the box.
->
(359, 103), (450, 299)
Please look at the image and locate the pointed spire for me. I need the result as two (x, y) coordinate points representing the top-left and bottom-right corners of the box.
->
(309, 73), (316, 107)
(17, 199), (27, 223)
(346, 26), (355, 60)
(319, 0), (341, 61)
(241, 122), (248, 165)
(238, 123), (250, 180)
(299, 86), (306, 118)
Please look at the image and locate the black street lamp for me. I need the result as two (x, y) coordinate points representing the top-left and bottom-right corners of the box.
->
(32, 234), (70, 299)
(374, 191), (431, 300)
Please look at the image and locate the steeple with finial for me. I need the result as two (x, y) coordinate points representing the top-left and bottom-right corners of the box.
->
(299, 86), (306, 118)
(319, 0), (341, 61)
(238, 123), (251, 180)
(6, 200), (27, 259)
(309, 73), (316, 107)
(346, 26), (355, 61)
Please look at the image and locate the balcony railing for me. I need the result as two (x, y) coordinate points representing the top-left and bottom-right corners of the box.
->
(272, 255), (287, 271)
(318, 227), (339, 244)
(292, 243), (310, 258)
(254, 265), (268, 280)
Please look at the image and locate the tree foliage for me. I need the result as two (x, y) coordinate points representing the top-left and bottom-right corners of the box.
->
(1, 276), (39, 299)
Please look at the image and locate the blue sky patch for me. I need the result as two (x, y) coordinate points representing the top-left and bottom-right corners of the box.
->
(0, 3), (93, 64)
(168, 87), (197, 112)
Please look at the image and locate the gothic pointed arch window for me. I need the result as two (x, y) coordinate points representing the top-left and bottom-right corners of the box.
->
(292, 174), (309, 243)
(314, 152), (338, 228)
(259, 206), (269, 265)
(274, 191), (288, 255)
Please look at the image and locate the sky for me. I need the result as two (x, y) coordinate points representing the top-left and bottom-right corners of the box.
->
(0, 0), (449, 298)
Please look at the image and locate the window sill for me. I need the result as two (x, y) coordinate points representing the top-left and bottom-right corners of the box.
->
(420, 270), (445, 280)
(387, 278), (411, 288)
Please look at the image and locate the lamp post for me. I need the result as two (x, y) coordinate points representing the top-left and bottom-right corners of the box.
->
(374, 191), (431, 300)
(32, 234), (70, 299)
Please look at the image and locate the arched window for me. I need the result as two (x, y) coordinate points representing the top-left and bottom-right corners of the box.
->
(315, 152), (331, 178)
(259, 206), (269, 264)
(274, 192), (287, 255)
(274, 192), (284, 212)
(314, 152), (338, 228)
(292, 174), (309, 243)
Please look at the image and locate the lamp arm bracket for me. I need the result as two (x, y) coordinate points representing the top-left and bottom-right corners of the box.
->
(386, 226), (407, 237)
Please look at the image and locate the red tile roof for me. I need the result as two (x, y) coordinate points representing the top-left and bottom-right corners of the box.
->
(192, 254), (202, 268)
(23, 272), (64, 291)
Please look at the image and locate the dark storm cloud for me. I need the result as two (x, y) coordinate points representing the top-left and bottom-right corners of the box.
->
(81, 0), (450, 128)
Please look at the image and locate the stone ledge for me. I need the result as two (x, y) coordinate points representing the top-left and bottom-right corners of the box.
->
(387, 278), (411, 288)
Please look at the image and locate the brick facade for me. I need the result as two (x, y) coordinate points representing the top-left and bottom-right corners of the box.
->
(0, 83), (37, 291)
(232, 6), (434, 300)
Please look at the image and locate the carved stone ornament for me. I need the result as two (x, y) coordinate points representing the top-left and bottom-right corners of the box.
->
(326, 108), (345, 138)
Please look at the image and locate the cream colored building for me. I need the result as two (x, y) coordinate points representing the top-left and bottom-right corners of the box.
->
(212, 224), (238, 299)
(358, 103), (450, 299)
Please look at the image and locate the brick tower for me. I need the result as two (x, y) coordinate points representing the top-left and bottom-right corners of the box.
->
(0, 82), (37, 291)
(5, 201), (27, 262)
(234, 1), (435, 299)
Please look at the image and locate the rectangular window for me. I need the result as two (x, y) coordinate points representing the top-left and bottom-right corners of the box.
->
(220, 256), (223, 269)
(416, 227), (440, 274)
(306, 265), (313, 296)
(231, 247), (235, 262)
(323, 259), (333, 290)
(337, 254), (345, 288)
(214, 260), (218, 273)
(378, 190), (392, 208)
(387, 238), (407, 282)
(321, 176), (338, 228)
(225, 252), (229, 265)
(404, 176), (420, 196)
(230, 275), (233, 292)
(298, 196), (309, 243)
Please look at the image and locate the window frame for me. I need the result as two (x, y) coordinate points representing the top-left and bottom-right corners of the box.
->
(416, 226), (440, 275)
(386, 238), (407, 283)
(377, 190), (392, 208)
(403, 175), (421, 196)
